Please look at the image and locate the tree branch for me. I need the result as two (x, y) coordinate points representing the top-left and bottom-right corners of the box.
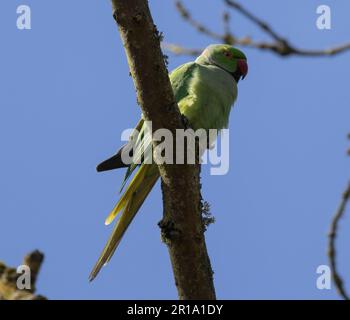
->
(225, 0), (287, 43)
(328, 182), (350, 300)
(110, 0), (216, 299)
(169, 0), (350, 58)
(328, 134), (350, 300)
(175, 1), (223, 40)
(0, 251), (46, 300)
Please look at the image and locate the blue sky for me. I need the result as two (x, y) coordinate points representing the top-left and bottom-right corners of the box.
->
(0, 0), (349, 299)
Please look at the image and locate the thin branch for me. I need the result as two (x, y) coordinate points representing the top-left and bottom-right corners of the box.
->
(328, 134), (350, 300)
(225, 0), (285, 43)
(166, 41), (350, 58)
(328, 182), (350, 300)
(175, 1), (222, 40)
(111, 0), (216, 299)
(170, 0), (350, 58)
(162, 43), (202, 56)
(223, 11), (231, 36)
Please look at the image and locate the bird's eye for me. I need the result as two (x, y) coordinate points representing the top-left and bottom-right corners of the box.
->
(224, 52), (232, 58)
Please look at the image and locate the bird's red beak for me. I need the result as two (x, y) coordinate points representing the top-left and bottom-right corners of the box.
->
(238, 59), (248, 80)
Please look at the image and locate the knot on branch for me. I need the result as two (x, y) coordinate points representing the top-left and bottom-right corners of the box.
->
(113, 7), (145, 25)
(24, 250), (44, 292)
(222, 34), (235, 45)
(158, 219), (181, 243)
(133, 12), (143, 23)
(274, 40), (295, 56)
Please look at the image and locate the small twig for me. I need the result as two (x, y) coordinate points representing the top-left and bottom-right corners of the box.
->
(175, 1), (222, 40)
(328, 182), (350, 300)
(245, 41), (350, 57)
(166, 41), (350, 58)
(327, 134), (350, 300)
(162, 43), (202, 56)
(222, 11), (235, 44)
(225, 0), (285, 43)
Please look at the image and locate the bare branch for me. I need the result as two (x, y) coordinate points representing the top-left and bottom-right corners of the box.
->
(225, 0), (350, 57)
(175, 1), (222, 40)
(162, 43), (202, 56)
(328, 182), (350, 300)
(170, 0), (350, 58)
(328, 134), (350, 300)
(224, 0), (286, 43)
(111, 0), (216, 300)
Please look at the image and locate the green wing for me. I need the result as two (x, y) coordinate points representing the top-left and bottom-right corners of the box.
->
(170, 62), (198, 102)
(119, 62), (199, 191)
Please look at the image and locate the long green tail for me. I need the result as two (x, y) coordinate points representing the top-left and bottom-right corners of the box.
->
(89, 164), (159, 281)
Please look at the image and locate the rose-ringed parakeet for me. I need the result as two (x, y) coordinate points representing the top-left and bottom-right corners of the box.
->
(89, 44), (248, 281)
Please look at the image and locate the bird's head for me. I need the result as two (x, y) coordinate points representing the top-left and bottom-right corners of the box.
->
(197, 44), (248, 82)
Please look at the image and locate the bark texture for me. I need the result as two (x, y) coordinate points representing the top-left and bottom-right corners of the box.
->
(111, 0), (216, 299)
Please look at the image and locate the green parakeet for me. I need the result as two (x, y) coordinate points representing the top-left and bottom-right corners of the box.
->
(89, 44), (248, 281)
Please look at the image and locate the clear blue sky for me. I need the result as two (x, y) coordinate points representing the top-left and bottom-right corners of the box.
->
(0, 0), (349, 299)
